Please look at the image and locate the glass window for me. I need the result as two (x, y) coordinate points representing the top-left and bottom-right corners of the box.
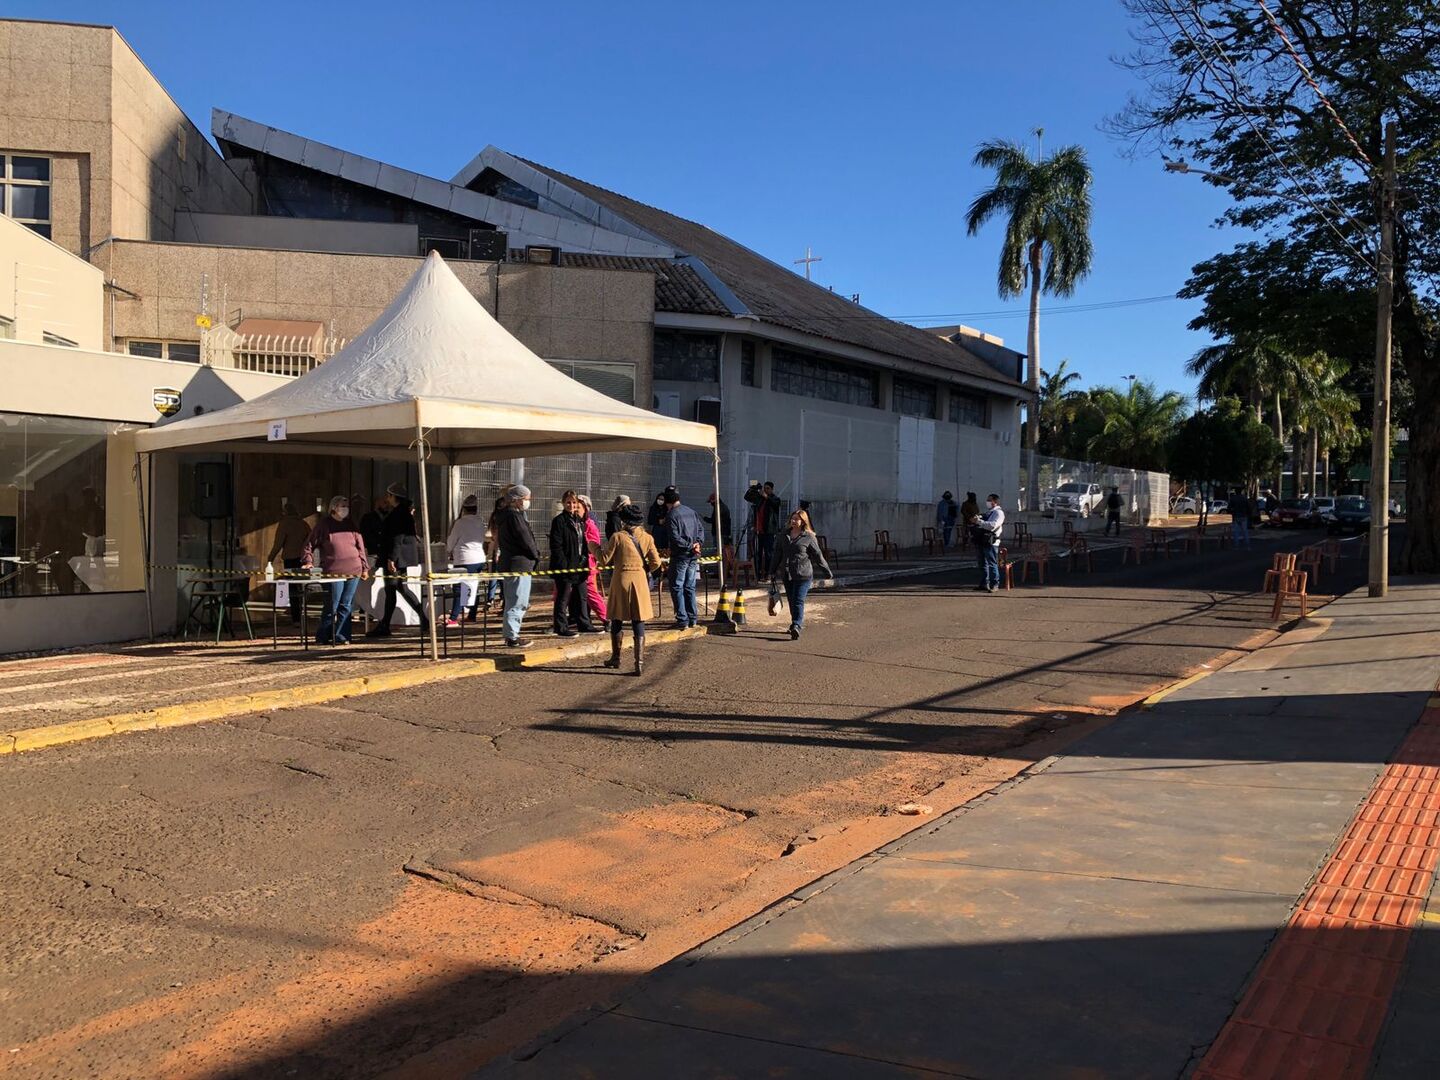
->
(0, 412), (140, 597)
(740, 340), (756, 386)
(653, 330), (720, 382)
(949, 390), (988, 427)
(770, 346), (879, 408)
(893, 376), (937, 419)
(547, 360), (637, 405)
(127, 340), (164, 359)
(2, 153), (52, 237)
(167, 342), (201, 363)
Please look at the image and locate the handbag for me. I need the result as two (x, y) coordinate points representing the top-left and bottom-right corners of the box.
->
(767, 579), (783, 616)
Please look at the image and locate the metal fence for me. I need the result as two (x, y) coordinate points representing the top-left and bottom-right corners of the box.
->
(1019, 450), (1171, 523)
(201, 326), (348, 377)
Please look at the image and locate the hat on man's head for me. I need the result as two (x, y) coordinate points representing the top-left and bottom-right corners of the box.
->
(462, 493), (479, 509)
(386, 481), (407, 498)
(619, 503), (645, 527)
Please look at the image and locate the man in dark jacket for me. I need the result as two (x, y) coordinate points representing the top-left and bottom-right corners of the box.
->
(366, 486), (430, 637)
(549, 490), (596, 636)
(745, 481), (782, 580)
(1104, 486), (1124, 536)
(705, 493), (732, 547)
(494, 484), (540, 647)
(663, 488), (705, 628)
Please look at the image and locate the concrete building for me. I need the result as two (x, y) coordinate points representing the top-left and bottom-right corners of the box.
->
(1, 16), (1023, 654)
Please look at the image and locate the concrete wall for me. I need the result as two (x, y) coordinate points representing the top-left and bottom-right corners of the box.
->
(0, 19), (253, 258)
(188, 213), (419, 256)
(0, 213), (104, 348)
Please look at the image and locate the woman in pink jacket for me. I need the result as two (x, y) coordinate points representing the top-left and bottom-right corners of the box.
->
(301, 495), (369, 645)
(578, 494), (608, 625)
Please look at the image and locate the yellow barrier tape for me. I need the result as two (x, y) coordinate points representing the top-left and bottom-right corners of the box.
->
(149, 557), (723, 582)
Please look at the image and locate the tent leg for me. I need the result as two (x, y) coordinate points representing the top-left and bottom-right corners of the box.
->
(416, 423), (440, 662)
(134, 452), (155, 642)
(713, 450), (725, 601)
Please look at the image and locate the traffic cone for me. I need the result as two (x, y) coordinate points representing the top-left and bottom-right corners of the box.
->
(712, 589), (732, 625)
(731, 588), (747, 627)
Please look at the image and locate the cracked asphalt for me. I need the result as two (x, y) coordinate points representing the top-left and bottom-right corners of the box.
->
(1, 541), (1349, 1080)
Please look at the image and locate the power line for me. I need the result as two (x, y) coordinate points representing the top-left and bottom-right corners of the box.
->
(1147, 0), (1377, 274)
(900, 294), (1182, 324)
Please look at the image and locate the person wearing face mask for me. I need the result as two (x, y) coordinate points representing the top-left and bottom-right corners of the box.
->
(549, 490), (597, 637)
(494, 484), (540, 647)
(366, 483), (430, 638)
(301, 495), (369, 645)
(969, 492), (1006, 593)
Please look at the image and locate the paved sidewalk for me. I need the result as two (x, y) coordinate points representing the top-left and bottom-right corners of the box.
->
(486, 581), (1440, 1079)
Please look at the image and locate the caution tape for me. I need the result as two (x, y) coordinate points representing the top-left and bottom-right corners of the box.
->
(149, 556), (723, 582)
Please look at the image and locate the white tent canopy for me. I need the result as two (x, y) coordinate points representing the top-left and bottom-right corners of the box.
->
(134, 251), (717, 461)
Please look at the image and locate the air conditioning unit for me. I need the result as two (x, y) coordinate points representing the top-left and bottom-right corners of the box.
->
(524, 244), (560, 265)
(695, 395), (722, 432)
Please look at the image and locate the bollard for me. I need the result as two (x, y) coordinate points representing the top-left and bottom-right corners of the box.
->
(731, 588), (747, 627)
(712, 589), (732, 625)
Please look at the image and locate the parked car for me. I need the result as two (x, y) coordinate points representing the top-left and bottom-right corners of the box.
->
(1271, 497), (1321, 528)
(1207, 498), (1228, 515)
(1312, 496), (1336, 518)
(1324, 496), (1370, 534)
(1047, 482), (1104, 517)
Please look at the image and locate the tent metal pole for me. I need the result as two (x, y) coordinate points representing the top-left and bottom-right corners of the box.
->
(416, 418), (440, 661)
(712, 449), (726, 600)
(134, 451), (155, 641)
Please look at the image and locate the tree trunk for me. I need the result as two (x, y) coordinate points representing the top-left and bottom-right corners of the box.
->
(1273, 392), (1285, 499)
(1394, 282), (1437, 572)
(1309, 429), (1319, 497)
(1024, 240), (1042, 511)
(1323, 448), (1331, 496)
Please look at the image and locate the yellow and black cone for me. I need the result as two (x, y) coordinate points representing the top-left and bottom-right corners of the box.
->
(713, 589), (733, 625)
(731, 588), (747, 627)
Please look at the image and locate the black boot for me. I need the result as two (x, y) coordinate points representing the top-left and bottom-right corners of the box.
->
(603, 628), (622, 668)
(633, 635), (645, 676)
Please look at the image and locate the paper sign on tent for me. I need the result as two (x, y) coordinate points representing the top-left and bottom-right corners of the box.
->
(267, 419), (287, 441)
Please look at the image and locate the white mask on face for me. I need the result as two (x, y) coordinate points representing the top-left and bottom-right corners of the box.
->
(521, 498), (531, 511)
(335, 507), (350, 520)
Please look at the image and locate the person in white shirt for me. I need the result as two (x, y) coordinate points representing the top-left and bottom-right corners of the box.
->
(972, 493), (1006, 593)
(444, 494), (489, 627)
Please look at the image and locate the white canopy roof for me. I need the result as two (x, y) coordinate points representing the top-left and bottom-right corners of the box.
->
(134, 251), (716, 462)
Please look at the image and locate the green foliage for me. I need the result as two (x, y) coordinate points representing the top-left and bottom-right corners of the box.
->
(1169, 398), (1284, 488)
(1036, 359), (1085, 455)
(1086, 380), (1190, 472)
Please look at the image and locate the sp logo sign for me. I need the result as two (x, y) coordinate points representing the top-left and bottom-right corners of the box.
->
(152, 388), (182, 417)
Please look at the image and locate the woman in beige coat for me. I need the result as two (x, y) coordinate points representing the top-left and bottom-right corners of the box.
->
(598, 502), (663, 674)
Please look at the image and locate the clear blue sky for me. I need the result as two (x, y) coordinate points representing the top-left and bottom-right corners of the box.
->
(18, 0), (1247, 396)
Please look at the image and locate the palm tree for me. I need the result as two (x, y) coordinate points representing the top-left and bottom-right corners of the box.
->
(965, 138), (1094, 470)
(1293, 358), (1360, 497)
(1037, 359), (1084, 455)
(1087, 379), (1189, 473)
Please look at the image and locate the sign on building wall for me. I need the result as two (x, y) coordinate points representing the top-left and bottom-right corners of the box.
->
(152, 388), (181, 417)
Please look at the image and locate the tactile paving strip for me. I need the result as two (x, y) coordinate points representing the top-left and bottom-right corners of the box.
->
(1194, 694), (1440, 1080)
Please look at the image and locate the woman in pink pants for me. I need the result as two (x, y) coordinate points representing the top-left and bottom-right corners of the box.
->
(578, 494), (608, 624)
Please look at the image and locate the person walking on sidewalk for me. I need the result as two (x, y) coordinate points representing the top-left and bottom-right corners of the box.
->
(745, 480), (783, 580)
(971, 493), (1005, 593)
(549, 490), (596, 637)
(1229, 489), (1252, 550)
(770, 509), (833, 639)
(1104, 486), (1124, 536)
(443, 494), (488, 628)
(599, 502), (662, 675)
(663, 488), (704, 629)
(301, 496), (369, 645)
(577, 494), (608, 626)
(936, 491), (958, 550)
(266, 502), (311, 622)
(366, 486), (431, 639)
(494, 485), (539, 647)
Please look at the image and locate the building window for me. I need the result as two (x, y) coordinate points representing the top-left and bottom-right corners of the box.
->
(42, 331), (77, 348)
(653, 330), (720, 382)
(740, 340), (757, 386)
(1, 154), (52, 239)
(771, 346), (879, 408)
(127, 340), (201, 363)
(0, 315), (14, 340)
(950, 390), (988, 428)
(547, 360), (637, 405)
(892, 376), (937, 419)
(0, 411), (139, 596)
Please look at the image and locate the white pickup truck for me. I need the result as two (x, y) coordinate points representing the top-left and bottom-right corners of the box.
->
(1046, 482), (1105, 517)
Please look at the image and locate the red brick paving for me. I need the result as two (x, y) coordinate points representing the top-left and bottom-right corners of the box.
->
(1194, 696), (1440, 1080)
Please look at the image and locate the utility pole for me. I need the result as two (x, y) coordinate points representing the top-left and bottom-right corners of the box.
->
(1368, 121), (1396, 597)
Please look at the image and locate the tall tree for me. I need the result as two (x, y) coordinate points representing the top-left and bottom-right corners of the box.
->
(1113, 0), (1440, 570)
(1088, 379), (1190, 472)
(1037, 358), (1085, 454)
(965, 138), (1095, 466)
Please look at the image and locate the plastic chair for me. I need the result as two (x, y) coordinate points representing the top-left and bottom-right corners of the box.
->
(1011, 521), (1032, 550)
(817, 534), (839, 564)
(921, 526), (942, 556)
(1121, 535), (1148, 566)
(1296, 545), (1323, 587)
(723, 544), (754, 587)
(1067, 536), (1094, 573)
(1019, 541), (1051, 584)
(997, 546), (1014, 590)
(1263, 553), (1298, 594)
(873, 530), (898, 561)
(1271, 568), (1309, 621)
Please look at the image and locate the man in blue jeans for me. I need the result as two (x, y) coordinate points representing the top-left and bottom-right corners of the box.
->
(1229, 490), (1252, 550)
(972, 492), (1006, 593)
(662, 488), (704, 628)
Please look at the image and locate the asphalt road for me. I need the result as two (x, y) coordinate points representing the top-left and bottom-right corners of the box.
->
(1, 532), (1364, 1079)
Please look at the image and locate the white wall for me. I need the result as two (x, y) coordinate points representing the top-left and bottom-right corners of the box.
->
(0, 215), (105, 349)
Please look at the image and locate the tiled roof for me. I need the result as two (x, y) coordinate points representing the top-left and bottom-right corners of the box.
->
(519, 160), (1021, 390)
(540, 253), (731, 316)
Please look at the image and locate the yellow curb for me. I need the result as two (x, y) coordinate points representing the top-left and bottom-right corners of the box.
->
(1418, 910), (1440, 927)
(1141, 667), (1216, 709)
(0, 627), (709, 757)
